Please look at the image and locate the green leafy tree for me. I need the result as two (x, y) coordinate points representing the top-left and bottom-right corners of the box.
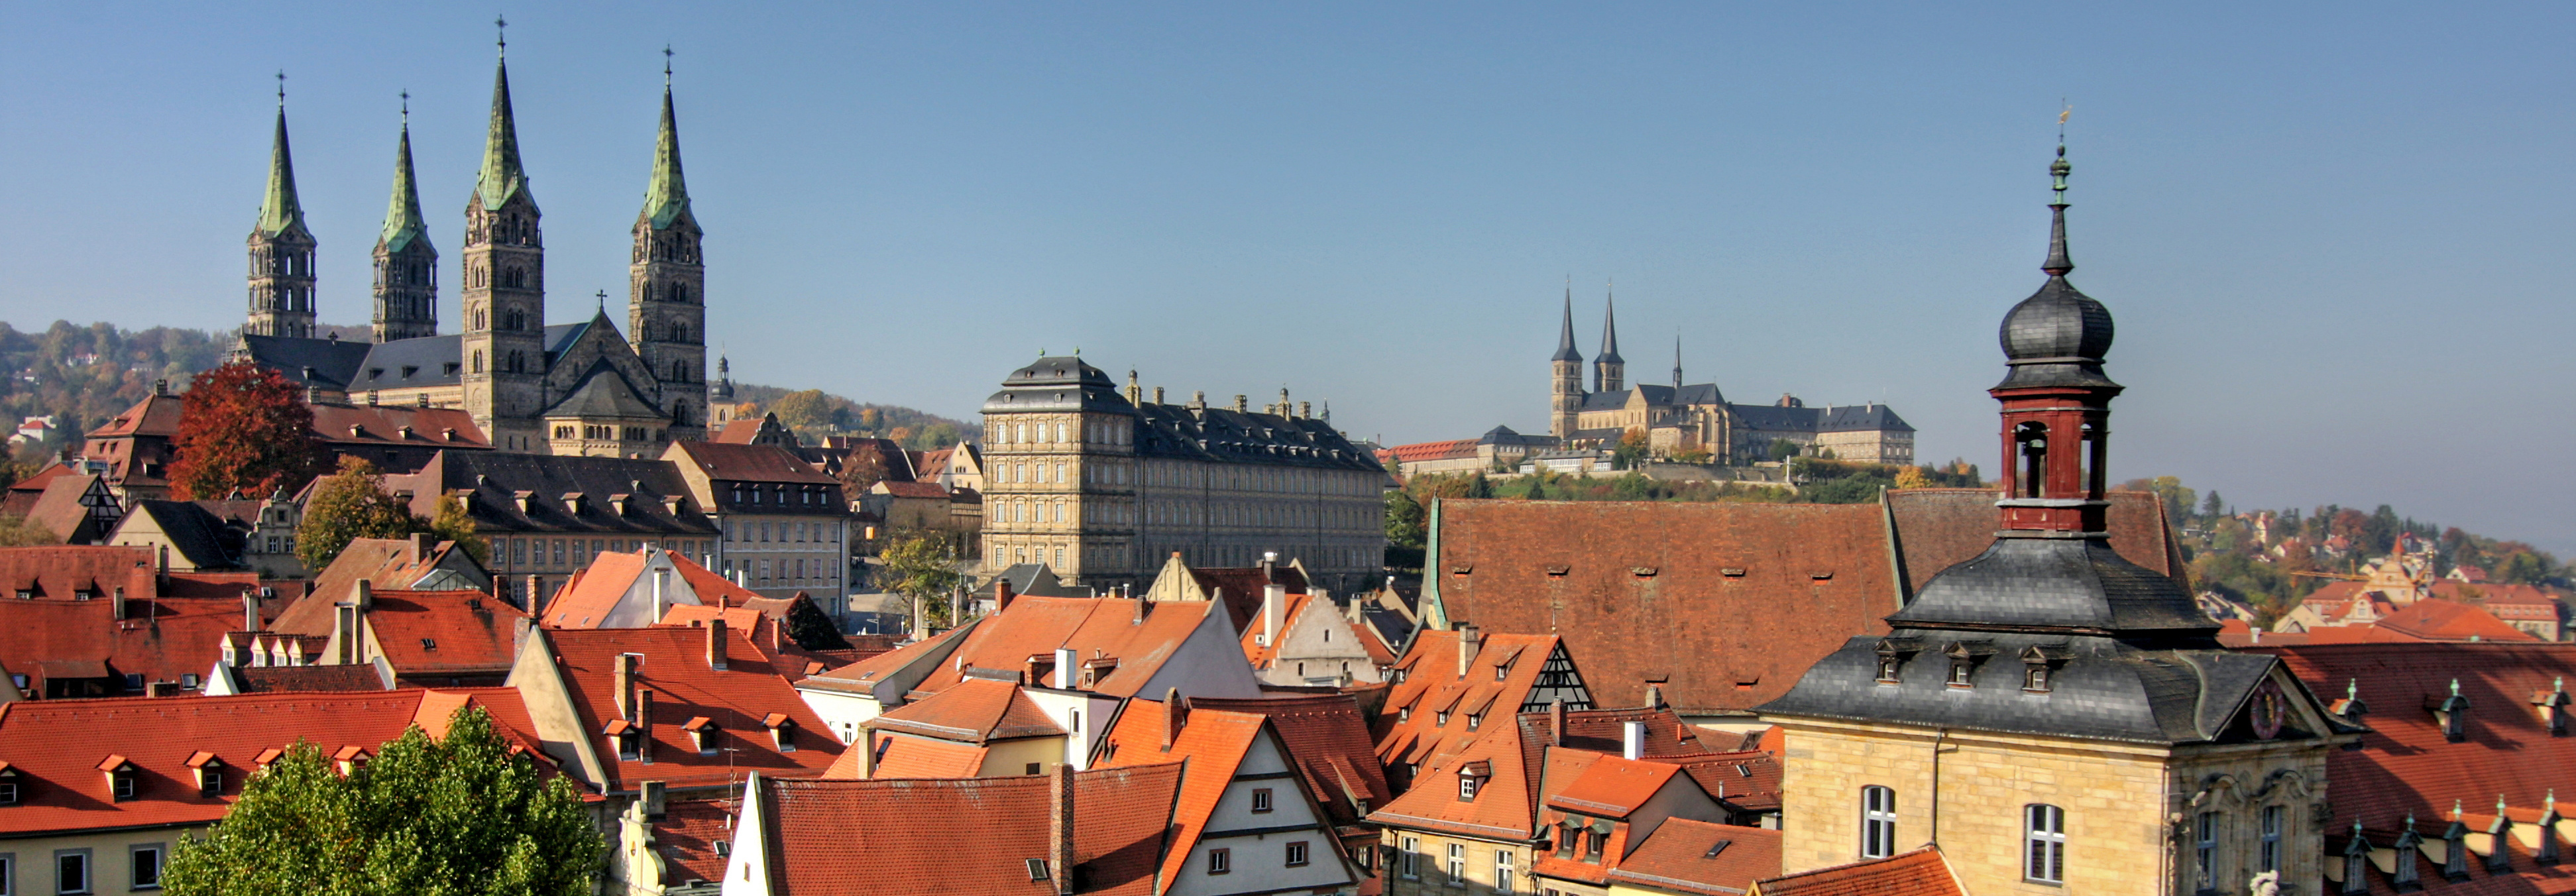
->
(296, 457), (421, 571)
(769, 389), (837, 433)
(1610, 428), (1650, 470)
(880, 530), (963, 629)
(1767, 439), (1802, 461)
(167, 361), (321, 500)
(429, 494), (490, 565)
(163, 705), (602, 896)
(781, 593), (853, 650)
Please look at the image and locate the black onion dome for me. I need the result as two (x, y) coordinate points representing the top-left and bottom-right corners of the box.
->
(1995, 201), (2121, 390)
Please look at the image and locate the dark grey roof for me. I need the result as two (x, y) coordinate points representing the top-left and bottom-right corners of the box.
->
(543, 321), (591, 362)
(1757, 631), (2284, 745)
(1887, 537), (2217, 636)
(1723, 402), (1913, 434)
(1596, 297), (1624, 365)
(437, 452), (716, 537)
(1132, 402), (1384, 473)
(993, 563), (1093, 598)
(1477, 425), (1551, 447)
(542, 360), (667, 420)
(239, 335), (373, 391)
(1552, 296), (1583, 363)
(980, 356), (1132, 414)
(1995, 203), (2120, 390)
(1817, 404), (1913, 433)
(130, 500), (243, 569)
(1673, 383), (1725, 406)
(348, 335), (464, 392)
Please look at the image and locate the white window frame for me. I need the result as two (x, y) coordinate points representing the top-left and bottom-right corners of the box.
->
(2026, 803), (2067, 884)
(1285, 840), (1308, 868)
(2194, 812), (2218, 893)
(1494, 850), (1514, 892)
(1400, 836), (1420, 879)
(1446, 842), (1466, 887)
(1860, 786), (1897, 859)
(1205, 848), (1230, 875)
(2259, 805), (2282, 873)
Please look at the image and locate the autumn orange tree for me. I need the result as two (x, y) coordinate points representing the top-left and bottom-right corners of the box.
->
(167, 361), (320, 500)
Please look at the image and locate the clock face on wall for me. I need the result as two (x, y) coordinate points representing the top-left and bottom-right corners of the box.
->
(2250, 679), (2287, 740)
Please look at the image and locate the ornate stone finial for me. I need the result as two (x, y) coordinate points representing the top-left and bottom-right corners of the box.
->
(2404, 811), (2417, 830)
(2500, 794), (2511, 817)
(2452, 677), (2463, 698)
(2348, 678), (2359, 701)
(2556, 675), (2564, 693)
(2549, 788), (2558, 809)
(2454, 799), (2465, 821)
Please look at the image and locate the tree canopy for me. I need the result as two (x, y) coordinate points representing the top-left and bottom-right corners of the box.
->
(167, 361), (321, 500)
(879, 530), (962, 631)
(296, 457), (421, 571)
(162, 704), (603, 896)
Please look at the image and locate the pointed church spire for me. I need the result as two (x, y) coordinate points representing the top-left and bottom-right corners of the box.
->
(1551, 281), (1582, 363)
(256, 74), (305, 238)
(1672, 335), (1683, 390)
(476, 46), (532, 209)
(1597, 280), (1624, 364)
(380, 95), (428, 252)
(642, 48), (691, 231)
(2043, 143), (2073, 276)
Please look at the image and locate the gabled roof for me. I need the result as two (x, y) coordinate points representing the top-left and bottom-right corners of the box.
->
(1428, 500), (1893, 714)
(85, 394), (185, 439)
(123, 500), (241, 569)
(1375, 630), (1579, 771)
(1546, 752), (1682, 816)
(364, 589), (528, 676)
(1181, 563), (1308, 633)
(223, 663), (389, 694)
(892, 596), (1240, 700)
(1750, 846), (1963, 896)
(542, 359), (669, 421)
(868, 736), (987, 779)
(1187, 694), (1392, 833)
(390, 451), (716, 537)
(0, 545), (156, 599)
(1608, 818), (1783, 896)
(752, 764), (1181, 896)
(306, 403), (489, 449)
(0, 573), (282, 690)
(866, 677), (1066, 744)
(667, 441), (837, 484)
(279, 536), (477, 635)
(539, 627), (842, 791)
(343, 335), (464, 393)
(2370, 598), (2540, 642)
(1368, 707), (1541, 840)
(237, 334), (373, 392)
(539, 550), (655, 628)
(1101, 702), (1349, 893)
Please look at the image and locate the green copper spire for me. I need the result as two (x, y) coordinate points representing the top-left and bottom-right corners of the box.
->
(475, 54), (531, 209)
(642, 61), (690, 231)
(256, 80), (305, 238)
(380, 97), (429, 252)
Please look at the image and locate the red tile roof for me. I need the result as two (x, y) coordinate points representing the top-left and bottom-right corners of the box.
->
(866, 677), (1066, 744)
(1548, 752), (1682, 816)
(1428, 500), (1897, 714)
(2253, 644), (2576, 832)
(667, 441), (839, 484)
(540, 627), (845, 791)
(866, 736), (988, 779)
(2373, 599), (2540, 642)
(1182, 565), (1311, 633)
(754, 763), (1182, 896)
(1101, 702), (1338, 893)
(279, 537), (472, 634)
(0, 689), (552, 836)
(85, 394), (186, 439)
(540, 550), (652, 628)
(1381, 439), (1479, 463)
(306, 403), (490, 449)
(1607, 818), (1783, 896)
(651, 797), (738, 887)
(1883, 488), (2183, 590)
(1375, 630), (1575, 774)
(1368, 708), (1543, 840)
(873, 480), (949, 499)
(850, 596), (1233, 700)
(1752, 846), (1964, 896)
(0, 575), (285, 692)
(227, 663), (388, 693)
(364, 589), (530, 679)
(1188, 694), (1393, 833)
(0, 545), (156, 600)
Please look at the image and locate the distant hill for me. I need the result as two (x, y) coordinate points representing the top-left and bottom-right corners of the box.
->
(727, 382), (981, 451)
(0, 321), (233, 455)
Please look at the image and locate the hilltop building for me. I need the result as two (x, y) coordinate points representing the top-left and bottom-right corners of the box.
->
(234, 44), (716, 458)
(978, 357), (1386, 592)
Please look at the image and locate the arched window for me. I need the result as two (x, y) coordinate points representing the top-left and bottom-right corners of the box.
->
(2014, 421), (2049, 498)
(2025, 804), (2066, 883)
(673, 361), (687, 382)
(1860, 787), (1897, 859)
(472, 351), (484, 373)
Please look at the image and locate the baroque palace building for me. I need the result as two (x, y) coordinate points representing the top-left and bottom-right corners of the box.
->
(1758, 148), (2351, 895)
(979, 357), (1387, 594)
(1547, 288), (1916, 465)
(236, 41), (712, 457)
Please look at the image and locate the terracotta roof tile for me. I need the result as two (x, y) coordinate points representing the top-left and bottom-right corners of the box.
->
(667, 441), (839, 485)
(228, 664), (388, 693)
(1547, 753), (1681, 816)
(1188, 694), (1392, 832)
(364, 589), (529, 677)
(1752, 846), (1963, 896)
(1374, 630), (1574, 775)
(866, 677), (1066, 744)
(1101, 704), (1317, 892)
(652, 797), (737, 887)
(868, 736), (988, 779)
(1608, 818), (1783, 896)
(759, 763), (1181, 896)
(903, 596), (1235, 699)
(542, 627), (844, 791)
(1367, 710), (1540, 840)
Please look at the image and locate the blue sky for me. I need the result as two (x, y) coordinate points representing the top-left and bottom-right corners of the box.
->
(3, 3), (2571, 553)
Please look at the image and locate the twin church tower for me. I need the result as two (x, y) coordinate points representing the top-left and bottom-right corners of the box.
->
(238, 37), (721, 457)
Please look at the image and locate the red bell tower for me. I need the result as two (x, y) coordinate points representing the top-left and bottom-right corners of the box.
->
(1992, 144), (2122, 536)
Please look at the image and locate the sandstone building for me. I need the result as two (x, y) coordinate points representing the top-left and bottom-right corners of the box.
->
(978, 357), (1386, 593)
(236, 46), (713, 458)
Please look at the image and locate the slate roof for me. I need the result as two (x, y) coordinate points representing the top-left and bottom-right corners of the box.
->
(1760, 630), (2282, 745)
(343, 335), (465, 392)
(1719, 402), (1915, 435)
(1427, 500), (1897, 713)
(752, 765), (1183, 896)
(237, 334), (374, 391)
(981, 358), (1382, 472)
(1883, 537), (2215, 635)
(125, 500), (241, 569)
(1608, 818), (1783, 896)
(388, 451), (716, 537)
(543, 359), (669, 421)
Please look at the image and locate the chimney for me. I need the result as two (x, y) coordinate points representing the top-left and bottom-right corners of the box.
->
(157, 545), (170, 578)
(1457, 624), (1481, 679)
(859, 732), (877, 779)
(334, 604), (359, 665)
(614, 653), (639, 721)
(1054, 647), (1078, 690)
(636, 689), (655, 765)
(1153, 386), (1165, 404)
(640, 781), (667, 819)
(526, 575), (545, 614)
(353, 579), (372, 612)
(994, 579), (1017, 614)
(1622, 720), (1646, 760)
(1298, 401), (1312, 418)
(1550, 699), (1567, 748)
(652, 569), (667, 623)
(1232, 394), (1249, 413)
(243, 590), (261, 633)
(154, 379), (168, 396)
(1260, 583), (1285, 648)
(1048, 763), (1076, 896)
(412, 532), (434, 560)
(707, 618), (730, 671)
(111, 587), (127, 621)
(1260, 551), (1277, 581)
(1644, 684), (1664, 710)
(1162, 687), (1188, 750)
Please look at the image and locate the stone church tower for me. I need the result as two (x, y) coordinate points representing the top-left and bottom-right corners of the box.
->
(245, 92), (318, 339)
(1549, 290), (1583, 439)
(1593, 286), (1624, 394)
(370, 103), (438, 342)
(628, 63), (708, 435)
(460, 46), (548, 450)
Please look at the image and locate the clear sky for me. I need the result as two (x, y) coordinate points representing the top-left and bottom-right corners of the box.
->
(4, 3), (2571, 553)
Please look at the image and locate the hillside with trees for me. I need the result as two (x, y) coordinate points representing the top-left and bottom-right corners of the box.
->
(728, 382), (981, 450)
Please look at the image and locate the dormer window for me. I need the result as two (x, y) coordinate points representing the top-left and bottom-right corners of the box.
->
(2393, 826), (2423, 887)
(186, 753), (225, 798)
(606, 720), (642, 760)
(1948, 662), (1974, 687)
(99, 756), (137, 801)
(2019, 645), (2066, 694)
(1877, 657), (1902, 684)
(764, 714), (798, 752)
(334, 746), (370, 776)
(2445, 822), (2472, 881)
(2535, 677), (2569, 736)
(684, 717), (721, 756)
(1457, 761), (1490, 802)
(1942, 640), (1995, 689)
(1467, 712), (1483, 732)
(0, 763), (15, 805)
(1873, 638), (1921, 686)
(2432, 678), (2471, 742)
(2023, 666), (2050, 692)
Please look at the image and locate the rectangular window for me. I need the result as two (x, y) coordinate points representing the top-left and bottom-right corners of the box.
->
(1860, 786), (1897, 859)
(2259, 805), (2282, 873)
(52, 851), (85, 896)
(1495, 850), (1514, 892)
(0, 854), (13, 896)
(1286, 841), (1309, 868)
(1400, 836), (1420, 879)
(1447, 842), (1467, 886)
(2194, 812), (2218, 893)
(128, 846), (160, 891)
(2026, 803), (2067, 883)
(1251, 787), (1273, 813)
(1206, 848), (1229, 875)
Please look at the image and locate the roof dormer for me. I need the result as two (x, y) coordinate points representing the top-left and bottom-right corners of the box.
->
(2429, 679), (2471, 743)
(186, 752), (227, 797)
(98, 754), (138, 801)
(2533, 677), (2569, 736)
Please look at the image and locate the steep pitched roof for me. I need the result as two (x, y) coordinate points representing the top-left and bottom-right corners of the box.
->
(754, 764), (1182, 896)
(1182, 564), (1309, 632)
(364, 589), (528, 677)
(279, 536), (470, 635)
(543, 360), (668, 421)
(1546, 752), (1682, 816)
(0, 576), (281, 691)
(225, 663), (389, 693)
(2257, 644), (2576, 834)
(539, 627), (842, 791)
(1608, 818), (1783, 896)
(1100, 704), (1337, 893)
(1428, 500), (1893, 714)
(1885, 487), (2181, 593)
(1376, 630), (1583, 772)
(1187, 693), (1392, 833)
(86, 394), (185, 439)
(2371, 599), (2541, 642)
(306, 403), (488, 450)
(1368, 708), (1541, 840)
(667, 441), (837, 484)
(0, 545), (156, 599)
(539, 550), (653, 627)
(868, 737), (987, 779)
(866, 677), (1066, 744)
(123, 500), (241, 569)
(891, 596), (1240, 700)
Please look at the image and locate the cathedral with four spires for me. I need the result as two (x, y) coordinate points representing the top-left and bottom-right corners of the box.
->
(235, 38), (726, 459)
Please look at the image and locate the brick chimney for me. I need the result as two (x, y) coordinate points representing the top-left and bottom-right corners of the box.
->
(1162, 687), (1188, 750)
(1550, 699), (1567, 748)
(412, 532), (435, 560)
(525, 575), (545, 614)
(1048, 763), (1076, 896)
(859, 732), (877, 778)
(353, 579), (373, 612)
(994, 579), (1017, 614)
(1457, 624), (1481, 679)
(707, 618), (729, 671)
(614, 653), (639, 721)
